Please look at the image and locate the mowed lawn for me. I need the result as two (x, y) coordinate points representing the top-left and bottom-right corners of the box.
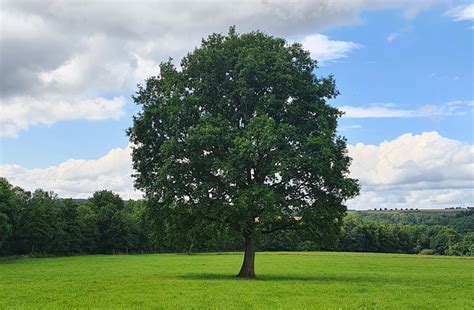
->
(0, 252), (472, 309)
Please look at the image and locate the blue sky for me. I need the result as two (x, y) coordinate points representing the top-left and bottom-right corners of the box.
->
(1, 1), (473, 209)
(323, 7), (473, 144)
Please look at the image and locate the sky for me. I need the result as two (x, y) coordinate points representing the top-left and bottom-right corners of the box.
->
(0, 0), (473, 209)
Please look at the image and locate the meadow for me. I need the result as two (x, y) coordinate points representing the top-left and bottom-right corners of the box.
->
(1, 252), (472, 309)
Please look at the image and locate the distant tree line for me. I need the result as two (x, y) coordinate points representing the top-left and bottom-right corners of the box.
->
(0, 177), (240, 256)
(337, 213), (473, 256)
(1, 178), (472, 257)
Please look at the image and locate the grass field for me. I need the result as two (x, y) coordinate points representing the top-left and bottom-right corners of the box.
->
(1, 252), (472, 309)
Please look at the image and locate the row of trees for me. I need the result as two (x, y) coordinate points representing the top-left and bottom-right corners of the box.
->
(1, 177), (472, 257)
(256, 213), (473, 256)
(339, 214), (473, 256)
(0, 178), (149, 256)
(0, 177), (245, 256)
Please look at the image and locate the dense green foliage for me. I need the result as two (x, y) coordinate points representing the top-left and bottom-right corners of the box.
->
(1, 252), (472, 309)
(338, 212), (473, 256)
(1, 177), (472, 257)
(0, 178), (150, 256)
(127, 28), (359, 277)
(257, 211), (474, 256)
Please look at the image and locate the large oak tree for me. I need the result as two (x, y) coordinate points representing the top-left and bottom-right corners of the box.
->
(128, 28), (359, 278)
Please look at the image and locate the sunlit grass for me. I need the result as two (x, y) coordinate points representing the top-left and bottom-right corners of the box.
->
(1, 252), (472, 309)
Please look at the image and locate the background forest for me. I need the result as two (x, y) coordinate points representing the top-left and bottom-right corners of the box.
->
(1, 177), (472, 257)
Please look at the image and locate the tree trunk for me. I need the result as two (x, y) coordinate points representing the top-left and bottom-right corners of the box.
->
(237, 236), (256, 279)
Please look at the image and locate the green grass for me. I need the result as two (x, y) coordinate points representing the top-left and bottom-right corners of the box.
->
(1, 252), (472, 309)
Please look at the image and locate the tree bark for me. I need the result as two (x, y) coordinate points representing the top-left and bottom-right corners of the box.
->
(237, 235), (256, 279)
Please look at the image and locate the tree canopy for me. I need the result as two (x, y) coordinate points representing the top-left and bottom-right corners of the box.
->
(128, 27), (360, 278)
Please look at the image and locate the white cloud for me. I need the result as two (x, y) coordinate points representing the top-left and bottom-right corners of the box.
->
(0, 96), (125, 137)
(301, 34), (361, 64)
(386, 32), (400, 42)
(341, 105), (423, 118)
(339, 124), (362, 131)
(1, 0), (444, 137)
(1, 131), (472, 209)
(0, 144), (142, 200)
(446, 4), (474, 22)
(386, 26), (412, 43)
(339, 100), (473, 118)
(348, 131), (474, 209)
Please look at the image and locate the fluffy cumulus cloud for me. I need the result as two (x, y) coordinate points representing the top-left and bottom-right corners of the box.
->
(1, 132), (472, 209)
(0, 145), (142, 200)
(1, 0), (443, 137)
(1, 96), (125, 137)
(348, 132), (474, 209)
